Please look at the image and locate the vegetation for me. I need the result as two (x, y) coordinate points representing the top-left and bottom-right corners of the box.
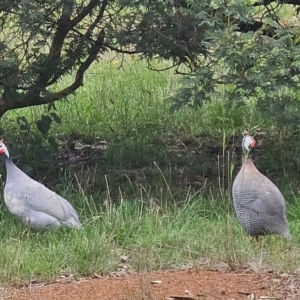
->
(1, 0), (300, 287)
(1, 195), (299, 286)
(1, 0), (300, 124)
(0, 55), (300, 286)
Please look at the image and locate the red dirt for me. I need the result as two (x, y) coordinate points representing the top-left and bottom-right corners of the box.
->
(2, 268), (299, 300)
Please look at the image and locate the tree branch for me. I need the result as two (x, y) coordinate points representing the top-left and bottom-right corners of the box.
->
(33, 1), (74, 88)
(70, 0), (100, 28)
(0, 24), (106, 117)
(237, 20), (276, 37)
(0, 0), (110, 117)
(103, 44), (139, 54)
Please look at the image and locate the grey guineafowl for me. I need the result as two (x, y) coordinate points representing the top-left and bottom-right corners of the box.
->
(232, 132), (291, 239)
(0, 140), (81, 230)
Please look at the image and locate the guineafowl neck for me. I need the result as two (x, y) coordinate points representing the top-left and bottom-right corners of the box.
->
(0, 155), (9, 164)
(4, 157), (14, 165)
(4, 157), (23, 176)
(242, 152), (250, 163)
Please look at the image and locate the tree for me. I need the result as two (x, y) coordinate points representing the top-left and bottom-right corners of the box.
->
(1, 0), (300, 125)
(141, 0), (300, 127)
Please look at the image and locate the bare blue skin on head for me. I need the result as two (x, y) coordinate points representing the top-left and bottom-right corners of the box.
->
(242, 135), (254, 152)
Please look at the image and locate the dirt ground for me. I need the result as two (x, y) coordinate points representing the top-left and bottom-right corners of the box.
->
(2, 268), (300, 300)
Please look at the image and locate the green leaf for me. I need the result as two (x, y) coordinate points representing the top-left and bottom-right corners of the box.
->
(17, 116), (30, 131)
(36, 115), (52, 134)
(48, 135), (59, 151)
(50, 112), (61, 124)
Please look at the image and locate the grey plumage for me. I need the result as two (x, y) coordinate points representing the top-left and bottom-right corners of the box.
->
(0, 141), (81, 230)
(232, 137), (291, 239)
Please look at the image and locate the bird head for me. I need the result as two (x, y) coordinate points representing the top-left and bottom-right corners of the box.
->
(242, 130), (256, 152)
(242, 130), (256, 162)
(0, 140), (10, 158)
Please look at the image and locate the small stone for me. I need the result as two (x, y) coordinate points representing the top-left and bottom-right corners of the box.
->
(150, 280), (162, 284)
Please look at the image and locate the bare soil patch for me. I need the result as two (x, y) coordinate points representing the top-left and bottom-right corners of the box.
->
(3, 268), (299, 300)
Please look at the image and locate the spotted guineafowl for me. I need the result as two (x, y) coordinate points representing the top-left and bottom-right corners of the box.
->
(0, 140), (81, 230)
(232, 132), (291, 239)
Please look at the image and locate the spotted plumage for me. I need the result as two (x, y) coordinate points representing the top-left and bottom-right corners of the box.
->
(232, 133), (291, 239)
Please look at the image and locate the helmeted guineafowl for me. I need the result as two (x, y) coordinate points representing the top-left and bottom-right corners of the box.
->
(232, 132), (291, 239)
(0, 140), (81, 230)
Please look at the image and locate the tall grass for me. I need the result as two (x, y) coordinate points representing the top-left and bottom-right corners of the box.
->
(0, 53), (257, 150)
(0, 186), (300, 286)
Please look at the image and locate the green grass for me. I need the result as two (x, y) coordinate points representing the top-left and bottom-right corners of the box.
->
(0, 190), (299, 286)
(0, 54), (299, 286)
(0, 53), (256, 156)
